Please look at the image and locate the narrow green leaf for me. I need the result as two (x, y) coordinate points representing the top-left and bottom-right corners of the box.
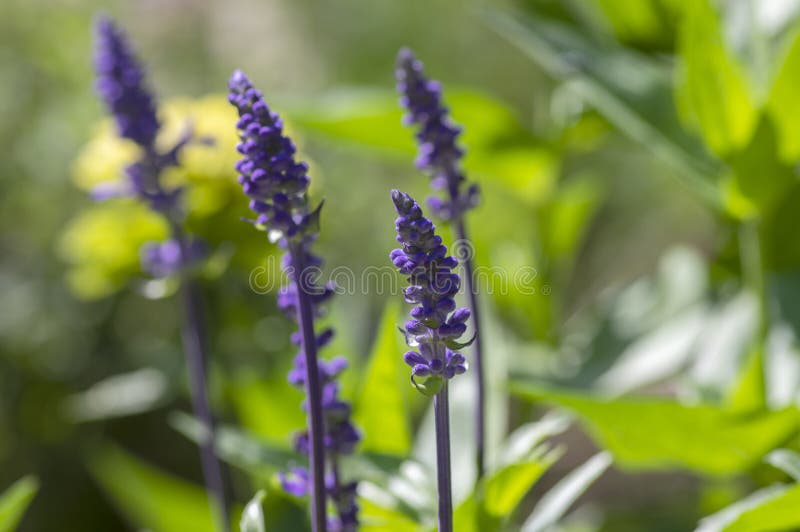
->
(0, 476), (39, 532)
(675, 0), (757, 156)
(239, 491), (266, 532)
(723, 484), (800, 532)
(87, 443), (223, 532)
(511, 384), (800, 475)
(726, 344), (766, 413)
(697, 484), (788, 532)
(63, 368), (170, 422)
(353, 301), (412, 455)
(484, 453), (559, 517)
(766, 449), (800, 481)
(521, 452), (612, 532)
(170, 411), (298, 477)
(767, 27), (800, 162)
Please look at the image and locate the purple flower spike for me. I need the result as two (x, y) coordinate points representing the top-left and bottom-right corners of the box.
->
(94, 16), (160, 149)
(91, 17), (226, 531)
(229, 70), (359, 532)
(390, 189), (470, 392)
(390, 189), (468, 532)
(396, 48), (488, 479)
(396, 49), (479, 221)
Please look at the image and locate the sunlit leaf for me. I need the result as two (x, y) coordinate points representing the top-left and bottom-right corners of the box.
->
(87, 443), (224, 532)
(353, 301), (412, 455)
(521, 452), (612, 532)
(767, 27), (800, 162)
(63, 368), (170, 422)
(0, 476), (38, 532)
(240, 491), (266, 532)
(696, 483), (788, 532)
(484, 452), (559, 517)
(511, 384), (800, 475)
(766, 449), (800, 481)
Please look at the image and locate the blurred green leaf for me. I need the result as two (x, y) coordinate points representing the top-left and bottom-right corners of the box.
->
(227, 370), (305, 447)
(240, 491), (266, 532)
(171, 412), (403, 485)
(766, 449), (800, 481)
(287, 88), (528, 156)
(721, 484), (800, 532)
(484, 454), (557, 518)
(697, 483), (789, 532)
(353, 301), (412, 456)
(538, 174), (603, 262)
(725, 117), (794, 215)
(484, 6), (723, 208)
(511, 384), (800, 475)
(87, 444), (223, 532)
(591, 0), (683, 47)
(63, 368), (170, 422)
(0, 476), (38, 532)
(170, 412), (297, 478)
(521, 452), (612, 532)
(358, 491), (421, 531)
(726, 344), (766, 413)
(675, 0), (757, 156)
(767, 27), (800, 162)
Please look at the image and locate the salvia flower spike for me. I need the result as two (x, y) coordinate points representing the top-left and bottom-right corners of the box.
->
(92, 16), (228, 532)
(391, 190), (468, 532)
(396, 47), (487, 478)
(229, 70), (359, 532)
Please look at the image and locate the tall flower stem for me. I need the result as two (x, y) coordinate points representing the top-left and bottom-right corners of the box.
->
(289, 243), (328, 532)
(455, 218), (485, 478)
(173, 226), (229, 532)
(434, 381), (453, 532)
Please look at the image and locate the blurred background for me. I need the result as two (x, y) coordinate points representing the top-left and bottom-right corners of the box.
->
(5, 0), (800, 530)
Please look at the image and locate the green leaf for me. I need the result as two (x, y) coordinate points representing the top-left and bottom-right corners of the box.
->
(353, 301), (412, 455)
(766, 27), (800, 162)
(766, 449), (800, 481)
(697, 484), (789, 532)
(483, 6), (723, 208)
(511, 384), (800, 475)
(170, 412), (298, 478)
(726, 344), (767, 413)
(240, 491), (266, 532)
(675, 0), (757, 156)
(172, 412), (403, 485)
(723, 484), (800, 532)
(87, 443), (226, 532)
(227, 370), (305, 446)
(454, 448), (561, 532)
(0, 476), (38, 532)
(484, 453), (558, 517)
(521, 452), (612, 532)
(63, 368), (170, 422)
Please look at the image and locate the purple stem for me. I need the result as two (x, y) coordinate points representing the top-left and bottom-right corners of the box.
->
(289, 243), (328, 532)
(434, 381), (453, 532)
(455, 217), (486, 479)
(174, 227), (229, 532)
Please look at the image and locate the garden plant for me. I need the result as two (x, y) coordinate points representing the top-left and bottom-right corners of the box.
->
(5, 1), (800, 531)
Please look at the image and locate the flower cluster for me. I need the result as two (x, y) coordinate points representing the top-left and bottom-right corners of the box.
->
(94, 16), (159, 149)
(391, 190), (469, 394)
(395, 48), (479, 221)
(229, 70), (359, 531)
(93, 17), (199, 274)
(227, 70), (317, 241)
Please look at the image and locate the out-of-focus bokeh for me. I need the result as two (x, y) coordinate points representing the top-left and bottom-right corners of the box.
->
(6, 0), (800, 530)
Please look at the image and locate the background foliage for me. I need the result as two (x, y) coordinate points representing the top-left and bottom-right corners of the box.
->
(5, 0), (800, 530)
